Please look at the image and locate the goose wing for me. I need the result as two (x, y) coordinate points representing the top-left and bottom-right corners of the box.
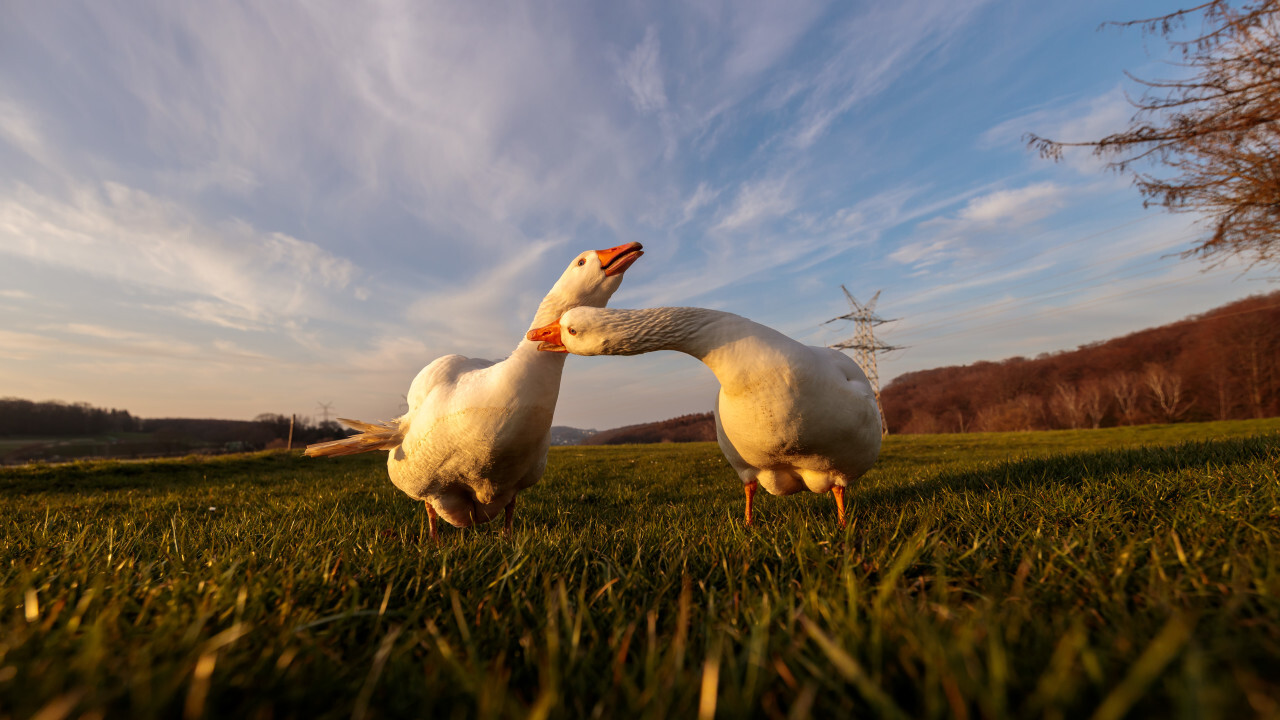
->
(808, 346), (874, 398)
(404, 354), (498, 413)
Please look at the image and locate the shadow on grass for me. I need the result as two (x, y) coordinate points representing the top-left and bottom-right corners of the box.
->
(855, 434), (1280, 509)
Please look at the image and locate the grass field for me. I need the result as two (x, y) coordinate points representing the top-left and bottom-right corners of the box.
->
(0, 433), (188, 465)
(3, 418), (1279, 719)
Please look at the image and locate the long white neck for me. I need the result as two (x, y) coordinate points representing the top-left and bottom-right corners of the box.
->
(505, 291), (577, 369)
(584, 307), (796, 391)
(507, 278), (619, 368)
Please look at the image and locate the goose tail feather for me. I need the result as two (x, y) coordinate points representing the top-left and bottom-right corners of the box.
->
(304, 417), (404, 458)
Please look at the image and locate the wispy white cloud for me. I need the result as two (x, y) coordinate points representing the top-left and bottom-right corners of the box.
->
(0, 100), (51, 165)
(338, 334), (435, 375)
(59, 323), (204, 358)
(713, 176), (795, 232)
(212, 339), (279, 363)
(0, 1), (1267, 427)
(155, 301), (277, 333)
(619, 26), (667, 114)
(883, 252), (1250, 381)
(405, 237), (566, 355)
(957, 182), (1065, 224)
(625, 185), (918, 308)
(889, 238), (956, 268)
(9, 1), (653, 255)
(0, 329), (63, 360)
(890, 259), (1057, 311)
(878, 212), (1211, 382)
(63, 324), (154, 341)
(679, 182), (720, 225)
(890, 182), (1070, 270)
(983, 86), (1133, 173)
(784, 0), (994, 149)
(0, 180), (363, 331)
(720, 0), (828, 82)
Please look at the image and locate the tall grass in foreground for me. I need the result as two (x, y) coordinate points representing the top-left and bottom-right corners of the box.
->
(2, 418), (1278, 719)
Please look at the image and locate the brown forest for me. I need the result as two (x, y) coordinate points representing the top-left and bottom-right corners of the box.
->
(580, 413), (716, 445)
(882, 291), (1280, 434)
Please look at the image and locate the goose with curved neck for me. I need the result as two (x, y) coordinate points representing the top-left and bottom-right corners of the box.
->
(306, 242), (643, 538)
(528, 305), (880, 526)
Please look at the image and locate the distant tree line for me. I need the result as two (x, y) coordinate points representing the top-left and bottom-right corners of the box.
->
(0, 398), (141, 436)
(581, 413), (716, 445)
(0, 399), (351, 463)
(143, 414), (350, 449)
(883, 291), (1280, 434)
(247, 414), (351, 448)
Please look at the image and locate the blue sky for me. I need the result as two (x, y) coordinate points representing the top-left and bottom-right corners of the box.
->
(0, 1), (1271, 429)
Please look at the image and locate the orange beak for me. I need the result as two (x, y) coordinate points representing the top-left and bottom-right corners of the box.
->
(526, 321), (567, 352)
(595, 241), (644, 277)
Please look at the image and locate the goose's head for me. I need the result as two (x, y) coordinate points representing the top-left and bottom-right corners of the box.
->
(550, 241), (644, 307)
(527, 306), (613, 355)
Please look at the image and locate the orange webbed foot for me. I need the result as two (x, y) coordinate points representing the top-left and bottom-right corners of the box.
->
(832, 486), (846, 528)
(425, 501), (440, 541)
(744, 481), (758, 527)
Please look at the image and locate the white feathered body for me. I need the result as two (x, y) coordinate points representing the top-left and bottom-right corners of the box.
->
(306, 242), (644, 529)
(709, 333), (880, 496)
(387, 350), (562, 526)
(551, 307), (882, 497)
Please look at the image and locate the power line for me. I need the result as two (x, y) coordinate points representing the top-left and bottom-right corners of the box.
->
(824, 286), (901, 436)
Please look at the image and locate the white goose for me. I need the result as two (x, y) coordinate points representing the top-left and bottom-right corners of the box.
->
(527, 306), (880, 526)
(306, 242), (644, 538)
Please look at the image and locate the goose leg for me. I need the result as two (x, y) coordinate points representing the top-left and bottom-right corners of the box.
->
(832, 486), (846, 528)
(504, 495), (517, 535)
(744, 481), (758, 527)
(425, 501), (439, 541)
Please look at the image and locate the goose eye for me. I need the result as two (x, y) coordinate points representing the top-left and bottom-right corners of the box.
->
(567, 327), (577, 335)
(577, 259), (586, 266)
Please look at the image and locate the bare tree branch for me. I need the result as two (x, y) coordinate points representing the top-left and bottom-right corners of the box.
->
(1027, 1), (1280, 268)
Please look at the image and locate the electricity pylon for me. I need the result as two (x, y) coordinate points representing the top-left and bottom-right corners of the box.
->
(824, 286), (901, 436)
(316, 401), (334, 423)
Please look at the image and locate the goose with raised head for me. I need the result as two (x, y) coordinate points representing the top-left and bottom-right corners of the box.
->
(306, 242), (644, 538)
(527, 306), (879, 526)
